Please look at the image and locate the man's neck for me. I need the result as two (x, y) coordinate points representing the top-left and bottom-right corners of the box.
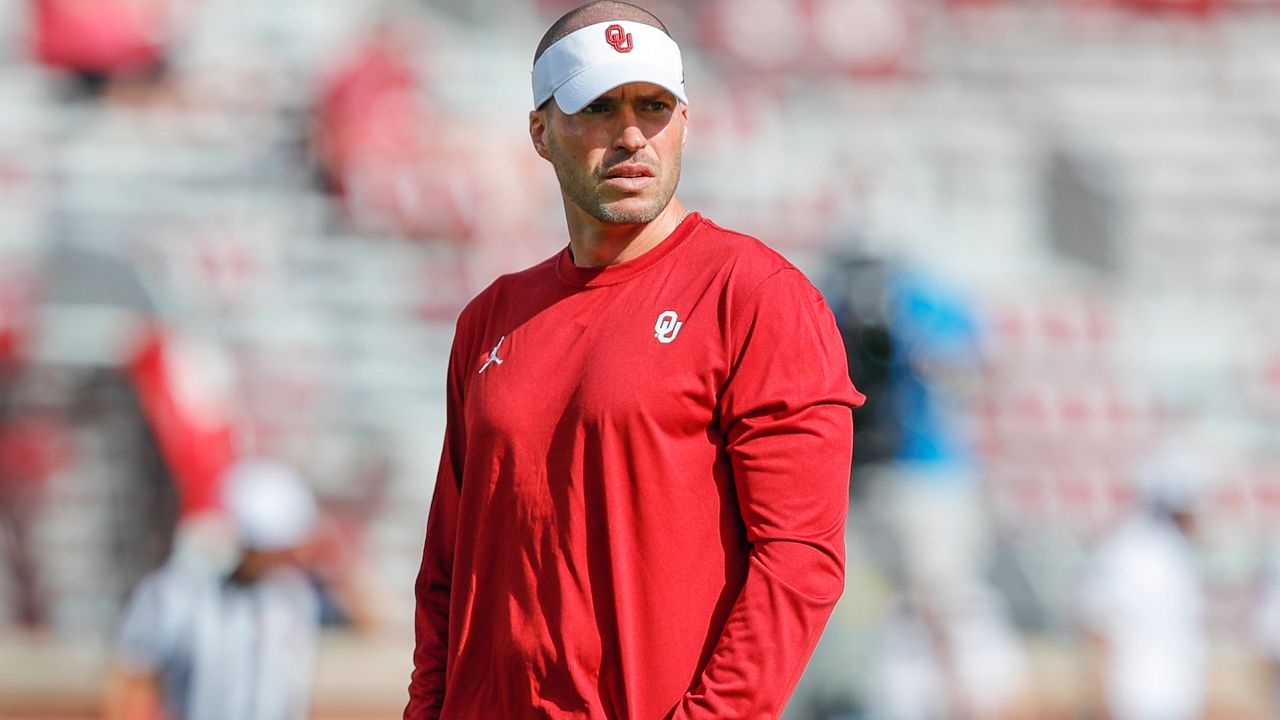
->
(566, 199), (688, 268)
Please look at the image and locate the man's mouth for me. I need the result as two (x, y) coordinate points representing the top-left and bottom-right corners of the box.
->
(604, 164), (655, 179)
(603, 164), (656, 192)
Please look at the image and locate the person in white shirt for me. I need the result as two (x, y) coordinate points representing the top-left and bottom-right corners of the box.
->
(869, 577), (1030, 720)
(1251, 534), (1280, 719)
(104, 459), (320, 720)
(1078, 456), (1208, 720)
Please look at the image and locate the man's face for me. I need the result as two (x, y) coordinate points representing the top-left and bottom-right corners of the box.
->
(236, 546), (305, 582)
(530, 82), (687, 225)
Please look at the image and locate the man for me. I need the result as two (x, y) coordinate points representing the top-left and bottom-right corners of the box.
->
(1078, 452), (1208, 720)
(105, 459), (320, 720)
(405, 2), (864, 718)
(1253, 533), (1280, 719)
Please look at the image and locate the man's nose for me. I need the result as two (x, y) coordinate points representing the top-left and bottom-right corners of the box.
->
(613, 110), (648, 153)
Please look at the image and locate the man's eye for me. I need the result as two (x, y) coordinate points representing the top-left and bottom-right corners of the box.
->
(584, 102), (610, 114)
(645, 101), (670, 112)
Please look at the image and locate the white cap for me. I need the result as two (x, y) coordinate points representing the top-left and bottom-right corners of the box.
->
(1135, 446), (1212, 513)
(222, 459), (317, 551)
(532, 20), (687, 114)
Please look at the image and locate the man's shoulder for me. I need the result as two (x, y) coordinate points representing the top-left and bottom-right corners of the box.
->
(455, 253), (560, 326)
(691, 216), (809, 279)
(689, 216), (815, 294)
(692, 216), (791, 269)
(135, 557), (220, 597)
(117, 558), (220, 648)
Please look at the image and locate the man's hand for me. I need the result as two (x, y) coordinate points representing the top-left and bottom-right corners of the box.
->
(103, 664), (163, 720)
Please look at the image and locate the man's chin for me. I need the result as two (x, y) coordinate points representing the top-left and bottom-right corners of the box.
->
(589, 197), (667, 225)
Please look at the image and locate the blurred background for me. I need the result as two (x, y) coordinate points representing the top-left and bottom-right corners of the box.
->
(0, 0), (1279, 718)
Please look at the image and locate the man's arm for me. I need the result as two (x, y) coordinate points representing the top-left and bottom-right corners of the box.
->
(1077, 546), (1118, 720)
(108, 568), (186, 720)
(103, 665), (164, 720)
(405, 330), (469, 720)
(670, 268), (864, 719)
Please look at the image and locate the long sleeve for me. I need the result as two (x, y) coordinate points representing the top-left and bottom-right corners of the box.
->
(405, 328), (470, 720)
(670, 268), (864, 719)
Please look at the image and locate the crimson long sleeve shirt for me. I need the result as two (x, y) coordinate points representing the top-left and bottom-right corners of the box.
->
(406, 213), (864, 719)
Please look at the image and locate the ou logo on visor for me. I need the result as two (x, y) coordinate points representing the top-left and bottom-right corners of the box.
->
(605, 24), (633, 53)
(654, 311), (683, 344)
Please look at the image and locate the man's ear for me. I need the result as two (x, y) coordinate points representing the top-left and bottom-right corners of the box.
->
(680, 104), (689, 148)
(529, 109), (551, 161)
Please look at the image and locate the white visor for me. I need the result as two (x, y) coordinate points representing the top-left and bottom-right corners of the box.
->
(532, 20), (687, 114)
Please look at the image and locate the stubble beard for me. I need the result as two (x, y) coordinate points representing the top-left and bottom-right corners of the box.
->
(548, 139), (682, 226)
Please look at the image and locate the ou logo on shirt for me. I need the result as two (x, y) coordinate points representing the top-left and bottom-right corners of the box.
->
(654, 311), (683, 344)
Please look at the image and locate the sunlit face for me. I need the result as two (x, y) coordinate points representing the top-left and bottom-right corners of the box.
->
(237, 546), (306, 582)
(530, 82), (688, 225)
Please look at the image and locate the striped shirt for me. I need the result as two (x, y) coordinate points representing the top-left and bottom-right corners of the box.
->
(116, 559), (320, 720)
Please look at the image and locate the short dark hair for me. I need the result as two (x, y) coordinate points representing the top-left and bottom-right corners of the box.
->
(534, 1), (670, 64)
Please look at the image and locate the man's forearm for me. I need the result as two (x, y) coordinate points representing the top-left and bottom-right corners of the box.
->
(103, 666), (163, 720)
(668, 539), (844, 719)
(404, 522), (455, 720)
(404, 577), (449, 719)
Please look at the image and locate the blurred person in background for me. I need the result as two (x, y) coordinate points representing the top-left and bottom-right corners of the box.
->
(871, 266), (987, 606)
(406, 1), (862, 718)
(867, 576), (1030, 720)
(0, 362), (69, 629)
(1077, 451), (1209, 720)
(104, 458), (320, 720)
(822, 254), (896, 478)
(29, 0), (175, 99)
(826, 256), (988, 596)
(819, 258), (1030, 719)
(1251, 534), (1280, 720)
(865, 269), (1028, 719)
(312, 14), (479, 241)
